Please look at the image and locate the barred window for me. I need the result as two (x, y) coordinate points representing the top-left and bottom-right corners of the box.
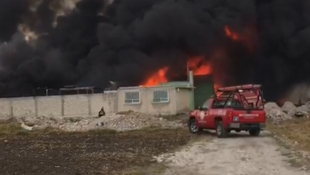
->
(124, 91), (140, 104)
(153, 90), (169, 103)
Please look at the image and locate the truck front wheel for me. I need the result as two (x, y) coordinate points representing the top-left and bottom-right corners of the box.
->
(188, 118), (202, 134)
(216, 121), (228, 138)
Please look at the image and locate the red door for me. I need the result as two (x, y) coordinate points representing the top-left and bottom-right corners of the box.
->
(197, 110), (207, 127)
(204, 110), (214, 128)
(198, 98), (213, 128)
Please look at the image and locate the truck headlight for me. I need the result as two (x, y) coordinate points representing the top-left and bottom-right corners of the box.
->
(233, 117), (239, 122)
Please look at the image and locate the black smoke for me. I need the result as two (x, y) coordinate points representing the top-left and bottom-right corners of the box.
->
(0, 0), (309, 100)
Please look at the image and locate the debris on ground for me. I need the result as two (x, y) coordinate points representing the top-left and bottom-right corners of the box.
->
(1, 111), (185, 132)
(20, 122), (33, 131)
(265, 101), (310, 123)
(0, 128), (190, 175)
(265, 102), (293, 123)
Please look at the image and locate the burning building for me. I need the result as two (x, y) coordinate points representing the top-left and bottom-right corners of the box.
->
(0, 0), (309, 104)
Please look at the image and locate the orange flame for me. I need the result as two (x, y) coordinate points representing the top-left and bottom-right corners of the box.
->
(140, 25), (255, 89)
(188, 56), (212, 76)
(224, 25), (257, 52)
(140, 67), (169, 87)
(187, 56), (221, 90)
(224, 25), (239, 41)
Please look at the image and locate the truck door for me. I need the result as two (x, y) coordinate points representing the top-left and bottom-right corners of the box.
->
(206, 100), (228, 129)
(197, 99), (212, 128)
(205, 99), (219, 128)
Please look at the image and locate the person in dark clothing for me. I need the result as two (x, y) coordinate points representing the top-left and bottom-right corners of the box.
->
(98, 107), (105, 117)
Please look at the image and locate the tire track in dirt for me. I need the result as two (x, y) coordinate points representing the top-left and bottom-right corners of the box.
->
(156, 131), (309, 175)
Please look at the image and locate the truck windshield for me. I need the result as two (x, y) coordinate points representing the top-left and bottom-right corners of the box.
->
(202, 99), (212, 109)
(213, 100), (242, 108)
(214, 92), (264, 109)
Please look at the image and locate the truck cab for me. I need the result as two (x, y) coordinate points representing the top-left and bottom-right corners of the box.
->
(188, 84), (266, 138)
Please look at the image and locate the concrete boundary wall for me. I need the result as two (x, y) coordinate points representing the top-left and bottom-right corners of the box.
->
(0, 93), (117, 119)
(0, 85), (192, 119)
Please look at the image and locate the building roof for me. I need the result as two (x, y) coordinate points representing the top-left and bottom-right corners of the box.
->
(158, 81), (194, 89)
(118, 81), (194, 90)
(59, 86), (96, 91)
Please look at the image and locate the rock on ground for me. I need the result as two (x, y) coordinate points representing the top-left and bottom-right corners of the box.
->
(12, 111), (184, 132)
(265, 101), (310, 123)
(282, 101), (297, 117)
(265, 102), (292, 122)
(156, 132), (309, 175)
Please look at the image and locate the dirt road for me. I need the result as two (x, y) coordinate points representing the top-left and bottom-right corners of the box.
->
(157, 131), (309, 175)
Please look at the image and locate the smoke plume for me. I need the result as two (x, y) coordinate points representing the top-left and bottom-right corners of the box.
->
(0, 0), (309, 101)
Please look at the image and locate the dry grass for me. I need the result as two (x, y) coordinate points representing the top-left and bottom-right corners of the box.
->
(0, 118), (119, 137)
(268, 118), (310, 169)
(268, 118), (310, 152)
(120, 163), (168, 175)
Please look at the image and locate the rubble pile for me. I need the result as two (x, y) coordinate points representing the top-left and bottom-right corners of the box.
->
(102, 112), (183, 131)
(14, 111), (184, 132)
(265, 101), (310, 123)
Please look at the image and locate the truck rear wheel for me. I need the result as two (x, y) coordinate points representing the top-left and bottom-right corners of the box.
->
(216, 121), (228, 138)
(249, 129), (261, 136)
(188, 118), (202, 134)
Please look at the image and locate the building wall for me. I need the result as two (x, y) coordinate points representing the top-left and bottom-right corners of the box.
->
(0, 93), (118, 119)
(117, 86), (192, 115)
(0, 86), (192, 119)
(90, 92), (117, 115)
(147, 87), (176, 115)
(37, 96), (62, 117)
(12, 97), (36, 118)
(63, 95), (89, 116)
(175, 88), (192, 113)
(117, 86), (177, 115)
(0, 99), (11, 118)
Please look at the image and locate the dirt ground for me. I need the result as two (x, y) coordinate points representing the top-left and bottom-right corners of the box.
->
(0, 123), (191, 175)
(268, 118), (310, 152)
(156, 130), (310, 175)
(2, 116), (310, 175)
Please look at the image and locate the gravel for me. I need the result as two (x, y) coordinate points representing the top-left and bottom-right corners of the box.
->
(10, 111), (184, 132)
(156, 132), (310, 175)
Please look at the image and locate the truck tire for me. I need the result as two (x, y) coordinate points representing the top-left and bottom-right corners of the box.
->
(235, 129), (241, 133)
(216, 121), (228, 138)
(249, 129), (260, 136)
(188, 118), (202, 134)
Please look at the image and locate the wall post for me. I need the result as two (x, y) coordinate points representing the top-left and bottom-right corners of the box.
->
(61, 95), (64, 116)
(88, 94), (91, 116)
(188, 71), (195, 110)
(34, 97), (38, 117)
(9, 99), (13, 118)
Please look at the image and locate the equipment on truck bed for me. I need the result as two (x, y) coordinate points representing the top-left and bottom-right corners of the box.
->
(215, 84), (265, 110)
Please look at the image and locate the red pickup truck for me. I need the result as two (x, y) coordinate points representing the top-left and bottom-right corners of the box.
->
(188, 84), (266, 138)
